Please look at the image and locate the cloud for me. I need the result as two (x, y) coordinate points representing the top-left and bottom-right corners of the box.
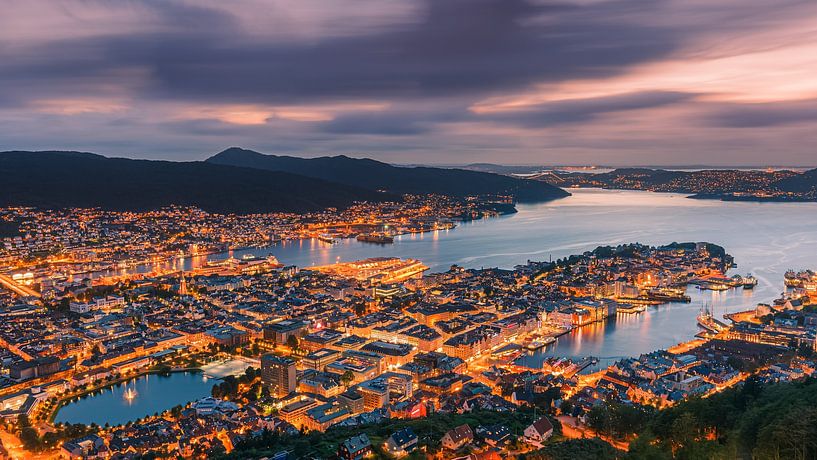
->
(1, 0), (678, 105)
(705, 100), (817, 128)
(479, 91), (696, 127)
(0, 0), (816, 165)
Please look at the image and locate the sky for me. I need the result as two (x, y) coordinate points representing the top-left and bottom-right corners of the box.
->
(2, 0), (817, 166)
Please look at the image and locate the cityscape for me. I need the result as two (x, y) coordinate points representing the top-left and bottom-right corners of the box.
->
(2, 195), (817, 460)
(3, 1), (817, 460)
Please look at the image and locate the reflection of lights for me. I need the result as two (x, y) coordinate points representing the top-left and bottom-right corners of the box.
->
(123, 387), (138, 403)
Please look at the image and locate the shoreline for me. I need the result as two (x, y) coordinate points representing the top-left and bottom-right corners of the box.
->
(49, 368), (205, 425)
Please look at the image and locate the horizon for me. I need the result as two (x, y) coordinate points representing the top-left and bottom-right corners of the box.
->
(2, 0), (816, 165)
(2, 148), (815, 170)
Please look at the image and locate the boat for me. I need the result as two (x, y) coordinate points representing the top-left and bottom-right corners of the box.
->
(784, 270), (814, 288)
(617, 304), (647, 314)
(524, 336), (556, 351)
(697, 282), (729, 291)
(742, 274), (758, 289)
(317, 233), (337, 244)
(356, 233), (394, 244)
(697, 305), (728, 333)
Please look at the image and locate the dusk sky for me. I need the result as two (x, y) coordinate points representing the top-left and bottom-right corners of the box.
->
(3, 0), (817, 166)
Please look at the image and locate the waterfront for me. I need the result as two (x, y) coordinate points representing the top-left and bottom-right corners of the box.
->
(53, 372), (213, 427)
(243, 188), (817, 362)
(51, 189), (817, 423)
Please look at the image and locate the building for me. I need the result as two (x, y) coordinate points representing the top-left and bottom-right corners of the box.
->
(302, 348), (341, 371)
(301, 329), (344, 352)
(338, 433), (372, 460)
(442, 325), (503, 360)
(357, 379), (390, 412)
(385, 427), (418, 457)
(8, 356), (60, 381)
(338, 389), (365, 414)
(360, 341), (415, 368)
(264, 319), (308, 344)
(441, 424), (474, 450)
(261, 354), (297, 398)
(524, 417), (554, 448)
(279, 396), (318, 428)
(205, 326), (249, 347)
(476, 424), (513, 446)
(299, 371), (342, 398)
(61, 434), (109, 459)
(303, 402), (351, 431)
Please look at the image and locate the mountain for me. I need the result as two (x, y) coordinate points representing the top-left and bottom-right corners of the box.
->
(0, 151), (395, 214)
(206, 148), (570, 202)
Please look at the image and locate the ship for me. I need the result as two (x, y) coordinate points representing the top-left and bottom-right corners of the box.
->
(356, 233), (394, 244)
(696, 305), (728, 333)
(697, 282), (729, 291)
(784, 270), (814, 287)
(617, 304), (647, 314)
(742, 274), (758, 289)
(524, 336), (556, 350)
(317, 233), (337, 244)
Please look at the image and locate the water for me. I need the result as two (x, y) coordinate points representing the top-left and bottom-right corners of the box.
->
(62, 189), (817, 423)
(237, 188), (815, 364)
(53, 372), (213, 426)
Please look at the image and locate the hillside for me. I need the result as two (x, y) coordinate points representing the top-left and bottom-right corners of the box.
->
(206, 148), (570, 202)
(543, 167), (809, 199)
(627, 377), (817, 459)
(0, 151), (395, 214)
(773, 167), (817, 194)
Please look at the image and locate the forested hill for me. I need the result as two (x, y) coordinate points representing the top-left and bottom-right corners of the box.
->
(0, 151), (395, 214)
(206, 147), (570, 202)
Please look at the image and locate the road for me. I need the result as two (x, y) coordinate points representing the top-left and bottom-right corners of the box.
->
(557, 415), (630, 451)
(0, 429), (59, 460)
(0, 274), (41, 298)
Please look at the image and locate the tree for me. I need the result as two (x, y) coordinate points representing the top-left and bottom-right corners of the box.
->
(670, 413), (699, 451)
(20, 427), (41, 451)
(286, 335), (300, 353)
(586, 404), (613, 438)
(524, 438), (619, 460)
(340, 370), (355, 388)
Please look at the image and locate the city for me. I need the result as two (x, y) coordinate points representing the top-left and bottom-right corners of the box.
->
(1, 207), (816, 459)
(3, 0), (817, 459)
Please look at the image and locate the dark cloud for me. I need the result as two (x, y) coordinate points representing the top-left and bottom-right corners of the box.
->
(1, 0), (816, 165)
(149, 0), (677, 104)
(706, 100), (817, 128)
(318, 105), (467, 136)
(1, 0), (678, 105)
(482, 91), (696, 126)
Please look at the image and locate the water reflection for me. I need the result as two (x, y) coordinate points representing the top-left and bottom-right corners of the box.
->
(54, 372), (213, 426)
(83, 189), (817, 363)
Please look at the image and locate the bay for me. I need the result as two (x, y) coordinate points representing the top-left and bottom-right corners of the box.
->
(247, 188), (817, 363)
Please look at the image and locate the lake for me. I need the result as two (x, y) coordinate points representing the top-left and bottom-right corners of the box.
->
(53, 371), (213, 426)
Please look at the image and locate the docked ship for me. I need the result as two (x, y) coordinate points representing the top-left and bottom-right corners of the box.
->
(356, 233), (394, 244)
(742, 274), (758, 289)
(784, 270), (815, 287)
(697, 282), (729, 291)
(645, 287), (691, 303)
(617, 304), (647, 314)
(317, 233), (337, 244)
(697, 305), (728, 333)
(524, 336), (556, 351)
